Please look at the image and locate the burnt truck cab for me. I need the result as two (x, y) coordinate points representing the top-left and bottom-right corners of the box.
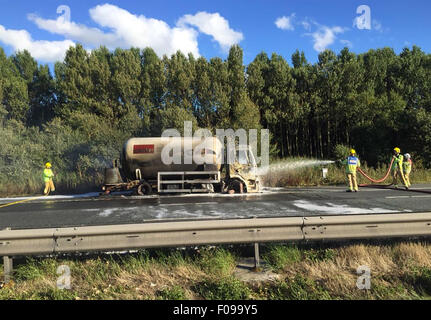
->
(102, 137), (261, 195)
(225, 145), (260, 193)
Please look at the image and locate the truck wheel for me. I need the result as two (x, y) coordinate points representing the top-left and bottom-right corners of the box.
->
(137, 182), (152, 195)
(228, 179), (244, 194)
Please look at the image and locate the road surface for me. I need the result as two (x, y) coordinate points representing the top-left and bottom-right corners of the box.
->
(1, 185), (431, 229)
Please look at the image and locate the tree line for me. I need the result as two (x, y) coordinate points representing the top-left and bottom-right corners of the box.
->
(1, 43), (431, 192)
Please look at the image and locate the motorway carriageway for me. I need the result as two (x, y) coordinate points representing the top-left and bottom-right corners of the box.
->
(0, 185), (431, 230)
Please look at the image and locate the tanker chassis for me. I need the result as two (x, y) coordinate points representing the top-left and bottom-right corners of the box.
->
(102, 137), (261, 195)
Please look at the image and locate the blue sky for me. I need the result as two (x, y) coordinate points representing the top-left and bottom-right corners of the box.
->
(0, 0), (430, 68)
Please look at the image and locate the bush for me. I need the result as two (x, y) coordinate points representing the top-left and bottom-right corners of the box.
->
(0, 117), (125, 196)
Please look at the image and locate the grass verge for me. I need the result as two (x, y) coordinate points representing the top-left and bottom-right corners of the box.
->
(3, 241), (431, 300)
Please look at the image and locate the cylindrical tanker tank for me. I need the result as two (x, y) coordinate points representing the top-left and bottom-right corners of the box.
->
(121, 137), (223, 181)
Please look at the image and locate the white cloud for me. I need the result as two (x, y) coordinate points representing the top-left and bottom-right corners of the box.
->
(0, 25), (74, 62)
(275, 14), (295, 31)
(27, 13), (118, 48)
(309, 26), (345, 52)
(276, 15), (350, 53)
(301, 20), (312, 31)
(177, 11), (243, 51)
(0, 4), (243, 62)
(89, 4), (200, 56)
(29, 4), (201, 58)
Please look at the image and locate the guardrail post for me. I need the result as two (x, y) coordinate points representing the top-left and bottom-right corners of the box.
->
(2, 228), (13, 283)
(253, 242), (261, 272)
(3, 256), (13, 283)
(251, 216), (262, 272)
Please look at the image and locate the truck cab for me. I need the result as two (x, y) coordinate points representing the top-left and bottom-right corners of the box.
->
(225, 145), (261, 193)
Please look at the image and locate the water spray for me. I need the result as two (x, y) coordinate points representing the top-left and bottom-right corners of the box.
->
(257, 159), (335, 176)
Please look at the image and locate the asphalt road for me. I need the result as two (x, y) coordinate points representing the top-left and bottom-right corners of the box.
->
(1, 185), (431, 230)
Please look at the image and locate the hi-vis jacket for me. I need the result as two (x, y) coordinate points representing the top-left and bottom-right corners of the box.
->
(343, 156), (360, 174)
(403, 159), (412, 174)
(392, 154), (404, 171)
(43, 168), (54, 182)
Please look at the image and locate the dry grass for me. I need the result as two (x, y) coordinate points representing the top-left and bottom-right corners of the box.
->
(265, 241), (431, 299)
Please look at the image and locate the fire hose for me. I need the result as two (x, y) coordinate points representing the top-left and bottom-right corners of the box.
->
(358, 157), (395, 187)
(357, 157), (431, 194)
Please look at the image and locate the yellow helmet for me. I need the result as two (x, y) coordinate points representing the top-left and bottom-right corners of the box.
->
(350, 149), (356, 155)
(45, 162), (52, 168)
(394, 147), (401, 154)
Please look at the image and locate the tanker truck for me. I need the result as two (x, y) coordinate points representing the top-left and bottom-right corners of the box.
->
(102, 137), (261, 195)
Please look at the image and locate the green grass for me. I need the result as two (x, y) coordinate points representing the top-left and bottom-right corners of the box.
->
(157, 286), (187, 300)
(402, 267), (431, 297)
(196, 248), (237, 277)
(192, 277), (252, 300)
(302, 248), (337, 263)
(262, 245), (336, 271)
(264, 276), (332, 300)
(262, 245), (302, 270)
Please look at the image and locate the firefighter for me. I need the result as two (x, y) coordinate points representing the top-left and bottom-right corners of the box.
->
(391, 148), (408, 189)
(43, 162), (55, 195)
(343, 149), (361, 192)
(403, 153), (412, 189)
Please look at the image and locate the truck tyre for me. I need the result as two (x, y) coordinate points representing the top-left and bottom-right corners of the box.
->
(228, 179), (244, 194)
(137, 182), (152, 195)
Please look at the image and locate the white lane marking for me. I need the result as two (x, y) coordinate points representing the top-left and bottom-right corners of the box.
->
(292, 200), (400, 215)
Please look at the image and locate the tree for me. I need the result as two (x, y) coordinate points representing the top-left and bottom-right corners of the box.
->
(0, 49), (29, 123)
(226, 45), (260, 131)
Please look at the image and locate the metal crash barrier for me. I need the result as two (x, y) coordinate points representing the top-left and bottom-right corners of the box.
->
(2, 212), (431, 282)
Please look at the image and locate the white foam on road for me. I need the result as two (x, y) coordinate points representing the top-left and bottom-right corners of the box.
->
(98, 207), (140, 218)
(292, 200), (400, 215)
(99, 208), (115, 217)
(159, 202), (219, 207)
